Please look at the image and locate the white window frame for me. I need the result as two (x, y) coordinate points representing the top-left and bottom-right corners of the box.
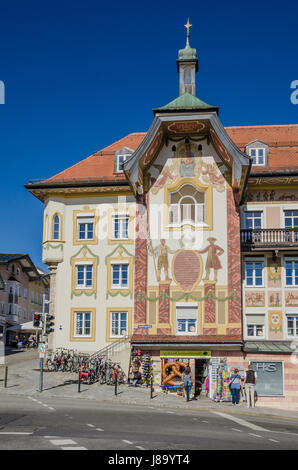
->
(249, 147), (266, 166)
(76, 214), (95, 241)
(110, 311), (128, 338)
(244, 210), (263, 229)
(286, 315), (298, 338)
(116, 155), (128, 173)
(284, 210), (298, 229)
(285, 258), (298, 287)
(75, 263), (93, 289)
(176, 303), (198, 336)
(112, 214), (129, 240)
(245, 259), (264, 287)
(246, 323), (265, 339)
(53, 214), (60, 240)
(74, 311), (92, 338)
(111, 262), (129, 289)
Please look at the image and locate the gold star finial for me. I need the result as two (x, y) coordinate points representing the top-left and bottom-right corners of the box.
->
(184, 18), (192, 46)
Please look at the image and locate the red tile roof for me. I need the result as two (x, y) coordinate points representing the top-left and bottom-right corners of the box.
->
(37, 133), (146, 185)
(28, 125), (298, 186)
(226, 124), (298, 171)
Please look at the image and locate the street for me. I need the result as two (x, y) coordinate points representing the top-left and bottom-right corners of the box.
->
(0, 394), (298, 450)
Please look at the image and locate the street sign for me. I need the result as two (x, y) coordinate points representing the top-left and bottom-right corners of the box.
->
(38, 343), (46, 354)
(138, 325), (152, 329)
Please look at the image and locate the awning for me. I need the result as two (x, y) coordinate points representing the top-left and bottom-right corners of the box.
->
(6, 321), (42, 332)
(244, 341), (294, 353)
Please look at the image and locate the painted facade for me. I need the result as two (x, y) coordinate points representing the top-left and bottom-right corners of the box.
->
(26, 31), (298, 410)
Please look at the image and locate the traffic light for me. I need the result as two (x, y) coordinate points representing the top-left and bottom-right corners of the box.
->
(45, 314), (54, 334)
(33, 313), (41, 328)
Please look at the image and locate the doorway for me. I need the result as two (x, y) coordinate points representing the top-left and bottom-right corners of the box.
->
(194, 359), (209, 397)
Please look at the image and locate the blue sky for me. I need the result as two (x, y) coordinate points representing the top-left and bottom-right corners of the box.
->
(0, 0), (297, 269)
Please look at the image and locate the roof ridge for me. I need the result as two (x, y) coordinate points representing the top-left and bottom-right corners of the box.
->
(225, 124), (298, 129)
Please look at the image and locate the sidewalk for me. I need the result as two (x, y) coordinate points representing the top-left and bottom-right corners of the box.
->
(1, 349), (298, 422)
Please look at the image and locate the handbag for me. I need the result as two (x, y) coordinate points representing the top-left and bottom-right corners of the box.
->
(228, 374), (238, 392)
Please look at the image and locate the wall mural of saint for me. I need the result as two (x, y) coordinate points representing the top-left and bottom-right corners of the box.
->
(179, 143), (196, 177)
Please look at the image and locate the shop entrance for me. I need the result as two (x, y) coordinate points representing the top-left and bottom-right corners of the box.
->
(194, 359), (209, 397)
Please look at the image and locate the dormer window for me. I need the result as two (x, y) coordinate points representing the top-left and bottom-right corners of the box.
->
(249, 147), (265, 166)
(117, 155), (128, 173)
(114, 147), (134, 174)
(245, 140), (268, 167)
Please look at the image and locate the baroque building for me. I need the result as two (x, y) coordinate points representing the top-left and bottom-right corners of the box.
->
(26, 26), (298, 410)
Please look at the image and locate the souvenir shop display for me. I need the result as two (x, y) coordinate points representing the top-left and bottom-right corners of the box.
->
(142, 352), (152, 386)
(212, 358), (232, 402)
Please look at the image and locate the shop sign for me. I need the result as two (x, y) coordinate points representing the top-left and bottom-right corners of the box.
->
(138, 325), (152, 329)
(250, 361), (284, 397)
(160, 350), (211, 359)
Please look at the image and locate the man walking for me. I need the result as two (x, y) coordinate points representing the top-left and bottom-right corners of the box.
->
(244, 364), (257, 408)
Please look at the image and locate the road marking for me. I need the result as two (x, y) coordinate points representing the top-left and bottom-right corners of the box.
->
(269, 439), (280, 443)
(249, 433), (262, 438)
(0, 432), (33, 435)
(50, 439), (77, 446)
(44, 436), (59, 438)
(96, 428), (104, 432)
(87, 424), (95, 428)
(48, 407), (55, 411)
(136, 446), (146, 450)
(166, 411), (175, 414)
(212, 412), (268, 432)
(202, 420), (209, 423)
(122, 440), (133, 445)
(61, 447), (87, 450)
(231, 428), (243, 433)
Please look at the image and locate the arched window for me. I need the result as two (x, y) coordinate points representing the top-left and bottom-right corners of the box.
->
(169, 184), (205, 226)
(52, 214), (61, 240)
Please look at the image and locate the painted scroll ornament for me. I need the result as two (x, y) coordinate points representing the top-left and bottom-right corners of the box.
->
(172, 249), (203, 291)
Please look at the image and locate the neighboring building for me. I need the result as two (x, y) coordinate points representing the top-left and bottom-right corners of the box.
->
(26, 27), (298, 409)
(0, 254), (39, 343)
(28, 267), (50, 322)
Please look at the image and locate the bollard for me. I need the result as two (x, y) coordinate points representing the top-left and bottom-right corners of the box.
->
(39, 358), (44, 393)
(78, 370), (81, 393)
(4, 366), (8, 388)
(115, 373), (118, 396)
(150, 374), (154, 399)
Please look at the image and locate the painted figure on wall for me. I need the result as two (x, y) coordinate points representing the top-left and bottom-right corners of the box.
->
(151, 239), (175, 282)
(269, 311), (283, 333)
(245, 291), (265, 307)
(198, 237), (224, 282)
(179, 143), (196, 177)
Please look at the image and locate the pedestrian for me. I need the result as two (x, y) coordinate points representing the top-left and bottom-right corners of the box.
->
(183, 366), (192, 402)
(229, 368), (242, 405)
(204, 376), (209, 397)
(244, 364), (258, 408)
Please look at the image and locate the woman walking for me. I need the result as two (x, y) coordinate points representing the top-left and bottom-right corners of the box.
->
(183, 366), (193, 402)
(229, 368), (242, 405)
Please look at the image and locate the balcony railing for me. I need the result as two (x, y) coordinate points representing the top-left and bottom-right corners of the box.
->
(241, 228), (298, 250)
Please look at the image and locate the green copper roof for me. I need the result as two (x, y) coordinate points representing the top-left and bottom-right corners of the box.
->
(178, 43), (197, 61)
(155, 92), (217, 112)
